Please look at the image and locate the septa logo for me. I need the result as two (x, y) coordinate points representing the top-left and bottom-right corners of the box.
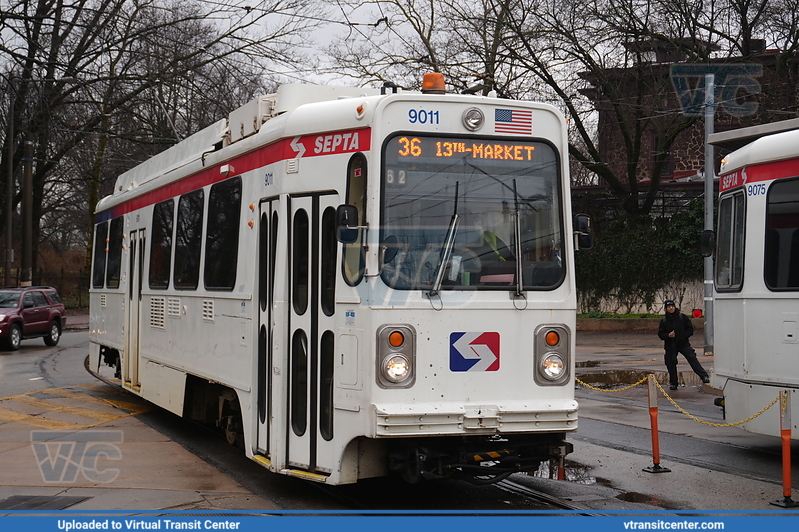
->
(450, 332), (500, 372)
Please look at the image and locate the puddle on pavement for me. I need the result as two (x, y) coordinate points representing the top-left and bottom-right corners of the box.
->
(576, 369), (655, 388)
(529, 459), (596, 484)
(615, 491), (680, 509)
(528, 460), (682, 509)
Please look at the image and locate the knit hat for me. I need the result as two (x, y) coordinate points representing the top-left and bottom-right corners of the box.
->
(664, 300), (676, 307)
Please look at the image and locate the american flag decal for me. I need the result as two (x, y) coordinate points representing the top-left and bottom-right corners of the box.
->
(494, 108), (532, 134)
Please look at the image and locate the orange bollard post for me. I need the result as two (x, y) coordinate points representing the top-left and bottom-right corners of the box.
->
(557, 456), (566, 481)
(770, 390), (798, 508)
(643, 374), (671, 473)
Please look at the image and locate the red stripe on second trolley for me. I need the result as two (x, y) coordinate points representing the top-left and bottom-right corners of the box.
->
(720, 157), (799, 192)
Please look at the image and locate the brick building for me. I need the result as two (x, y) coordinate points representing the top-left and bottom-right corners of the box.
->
(574, 40), (799, 218)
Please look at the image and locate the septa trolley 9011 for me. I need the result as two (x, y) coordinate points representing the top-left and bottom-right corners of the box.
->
(709, 120), (799, 438)
(88, 74), (590, 484)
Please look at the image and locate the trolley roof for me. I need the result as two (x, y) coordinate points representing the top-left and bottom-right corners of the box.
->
(714, 121), (799, 176)
(708, 117), (799, 152)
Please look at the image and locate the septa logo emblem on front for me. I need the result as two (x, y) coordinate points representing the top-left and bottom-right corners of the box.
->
(450, 332), (500, 372)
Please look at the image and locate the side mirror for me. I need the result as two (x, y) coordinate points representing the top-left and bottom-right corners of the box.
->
(574, 213), (593, 250)
(700, 230), (715, 257)
(336, 204), (360, 244)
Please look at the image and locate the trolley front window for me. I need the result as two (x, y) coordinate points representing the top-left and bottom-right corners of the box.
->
(716, 191), (745, 290)
(380, 135), (564, 291)
(765, 177), (799, 290)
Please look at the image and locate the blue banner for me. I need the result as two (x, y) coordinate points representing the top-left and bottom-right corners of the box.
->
(2, 512), (799, 532)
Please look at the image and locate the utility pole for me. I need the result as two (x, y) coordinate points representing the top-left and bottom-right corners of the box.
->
(4, 75), (78, 287)
(21, 132), (33, 286)
(703, 74), (715, 356)
(4, 81), (15, 287)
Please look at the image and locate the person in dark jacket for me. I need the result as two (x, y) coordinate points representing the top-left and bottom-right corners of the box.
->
(657, 300), (710, 390)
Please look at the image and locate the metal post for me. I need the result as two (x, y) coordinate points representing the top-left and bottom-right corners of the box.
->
(643, 374), (671, 473)
(770, 390), (798, 507)
(21, 132), (32, 286)
(703, 74), (715, 357)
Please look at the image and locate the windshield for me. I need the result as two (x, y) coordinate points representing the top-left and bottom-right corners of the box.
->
(0, 293), (20, 308)
(381, 134), (564, 291)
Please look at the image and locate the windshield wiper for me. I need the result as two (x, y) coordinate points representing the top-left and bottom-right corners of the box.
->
(429, 181), (460, 298)
(513, 179), (525, 298)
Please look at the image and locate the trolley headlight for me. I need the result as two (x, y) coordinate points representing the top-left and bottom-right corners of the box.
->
(384, 354), (411, 382)
(462, 107), (484, 131)
(376, 325), (416, 388)
(541, 354), (565, 380)
(534, 325), (570, 386)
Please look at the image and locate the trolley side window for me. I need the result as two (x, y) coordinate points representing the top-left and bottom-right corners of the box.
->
(716, 191), (745, 291)
(149, 199), (175, 289)
(342, 153), (367, 286)
(92, 221), (109, 288)
(174, 189), (205, 290)
(106, 217), (124, 289)
(205, 176), (242, 290)
(292, 208), (310, 315)
(765, 177), (799, 290)
(320, 206), (337, 316)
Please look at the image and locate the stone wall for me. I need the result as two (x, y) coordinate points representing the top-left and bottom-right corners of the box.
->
(578, 279), (704, 314)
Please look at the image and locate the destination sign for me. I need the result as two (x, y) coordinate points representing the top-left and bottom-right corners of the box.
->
(396, 136), (536, 161)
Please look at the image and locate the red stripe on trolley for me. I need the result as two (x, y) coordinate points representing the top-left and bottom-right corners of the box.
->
(719, 157), (799, 192)
(97, 128), (371, 222)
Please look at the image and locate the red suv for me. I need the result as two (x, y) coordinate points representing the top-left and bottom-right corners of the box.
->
(0, 287), (67, 350)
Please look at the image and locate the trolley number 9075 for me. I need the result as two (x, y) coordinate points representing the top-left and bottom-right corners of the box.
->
(409, 109), (440, 124)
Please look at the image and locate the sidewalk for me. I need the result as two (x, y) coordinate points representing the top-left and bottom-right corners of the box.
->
(64, 309), (89, 331)
(575, 329), (716, 387)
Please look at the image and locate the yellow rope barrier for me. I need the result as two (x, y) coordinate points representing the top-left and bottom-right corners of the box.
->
(653, 379), (780, 427)
(576, 374), (780, 428)
(575, 376), (649, 393)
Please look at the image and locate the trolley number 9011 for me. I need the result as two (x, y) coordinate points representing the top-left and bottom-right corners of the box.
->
(409, 109), (440, 124)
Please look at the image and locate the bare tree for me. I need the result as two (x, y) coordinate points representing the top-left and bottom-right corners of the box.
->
(1, 0), (323, 276)
(324, 0), (799, 216)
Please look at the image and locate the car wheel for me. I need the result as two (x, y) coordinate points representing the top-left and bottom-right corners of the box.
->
(44, 321), (61, 346)
(6, 324), (22, 351)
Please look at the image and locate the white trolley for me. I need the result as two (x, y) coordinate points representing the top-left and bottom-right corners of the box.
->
(710, 120), (799, 438)
(88, 74), (588, 484)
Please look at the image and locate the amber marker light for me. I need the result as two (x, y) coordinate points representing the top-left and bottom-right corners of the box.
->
(388, 330), (405, 347)
(545, 330), (560, 346)
(421, 73), (446, 94)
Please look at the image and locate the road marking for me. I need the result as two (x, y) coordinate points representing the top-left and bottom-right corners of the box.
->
(0, 385), (152, 430)
(14, 394), (122, 423)
(50, 387), (151, 415)
(0, 405), (85, 430)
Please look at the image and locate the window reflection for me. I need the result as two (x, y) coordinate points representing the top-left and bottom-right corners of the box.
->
(381, 135), (564, 291)
(174, 189), (204, 290)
